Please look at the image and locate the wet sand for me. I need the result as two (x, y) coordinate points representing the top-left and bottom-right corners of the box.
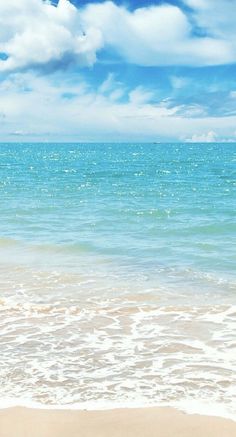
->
(0, 407), (236, 437)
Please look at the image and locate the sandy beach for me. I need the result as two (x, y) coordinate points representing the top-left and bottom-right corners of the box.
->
(1, 1), (236, 435)
(0, 407), (236, 437)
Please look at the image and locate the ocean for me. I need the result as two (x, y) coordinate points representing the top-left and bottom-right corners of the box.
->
(0, 142), (235, 418)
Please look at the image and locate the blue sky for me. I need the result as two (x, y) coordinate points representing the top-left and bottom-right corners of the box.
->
(0, 0), (236, 142)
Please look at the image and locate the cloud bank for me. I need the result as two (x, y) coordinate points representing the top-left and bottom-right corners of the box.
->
(1, 0), (236, 142)
(0, 0), (236, 73)
(1, 72), (236, 142)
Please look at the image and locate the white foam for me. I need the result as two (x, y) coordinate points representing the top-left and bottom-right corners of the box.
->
(0, 398), (235, 422)
(1, 288), (236, 423)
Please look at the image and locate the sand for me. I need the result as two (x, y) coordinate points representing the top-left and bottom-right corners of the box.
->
(0, 407), (236, 437)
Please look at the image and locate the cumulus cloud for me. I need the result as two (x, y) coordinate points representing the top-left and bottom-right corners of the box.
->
(0, 0), (236, 73)
(185, 131), (218, 142)
(1, 1), (236, 142)
(0, 0), (102, 72)
(185, 131), (236, 143)
(82, 1), (234, 67)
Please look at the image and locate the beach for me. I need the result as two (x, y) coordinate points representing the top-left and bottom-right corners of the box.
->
(0, 143), (235, 424)
(1, 407), (236, 437)
(1, 0), (236, 434)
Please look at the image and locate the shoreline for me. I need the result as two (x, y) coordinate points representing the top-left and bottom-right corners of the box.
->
(1, 407), (236, 437)
(0, 400), (235, 421)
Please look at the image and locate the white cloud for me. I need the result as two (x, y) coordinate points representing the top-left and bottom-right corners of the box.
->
(1, 1), (236, 143)
(170, 76), (190, 89)
(99, 73), (117, 94)
(183, 0), (236, 40)
(98, 72), (125, 101)
(185, 131), (218, 142)
(1, 72), (236, 142)
(0, 0), (103, 72)
(129, 86), (155, 105)
(185, 131), (236, 143)
(82, 1), (235, 67)
(174, 103), (207, 117)
(1, 0), (236, 73)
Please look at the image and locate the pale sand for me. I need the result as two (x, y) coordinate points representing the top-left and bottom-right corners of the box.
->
(0, 407), (236, 437)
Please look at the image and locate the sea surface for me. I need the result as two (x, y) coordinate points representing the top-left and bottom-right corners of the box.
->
(0, 142), (235, 418)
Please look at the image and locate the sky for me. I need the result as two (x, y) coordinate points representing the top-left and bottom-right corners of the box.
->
(1, 0), (236, 142)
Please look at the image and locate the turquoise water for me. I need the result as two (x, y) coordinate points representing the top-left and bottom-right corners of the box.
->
(0, 142), (235, 278)
(0, 143), (235, 417)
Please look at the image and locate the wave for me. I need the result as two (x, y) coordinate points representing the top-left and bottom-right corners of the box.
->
(0, 298), (235, 420)
(0, 236), (95, 255)
(0, 398), (235, 422)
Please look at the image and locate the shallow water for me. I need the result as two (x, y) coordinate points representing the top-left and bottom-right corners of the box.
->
(0, 143), (235, 418)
